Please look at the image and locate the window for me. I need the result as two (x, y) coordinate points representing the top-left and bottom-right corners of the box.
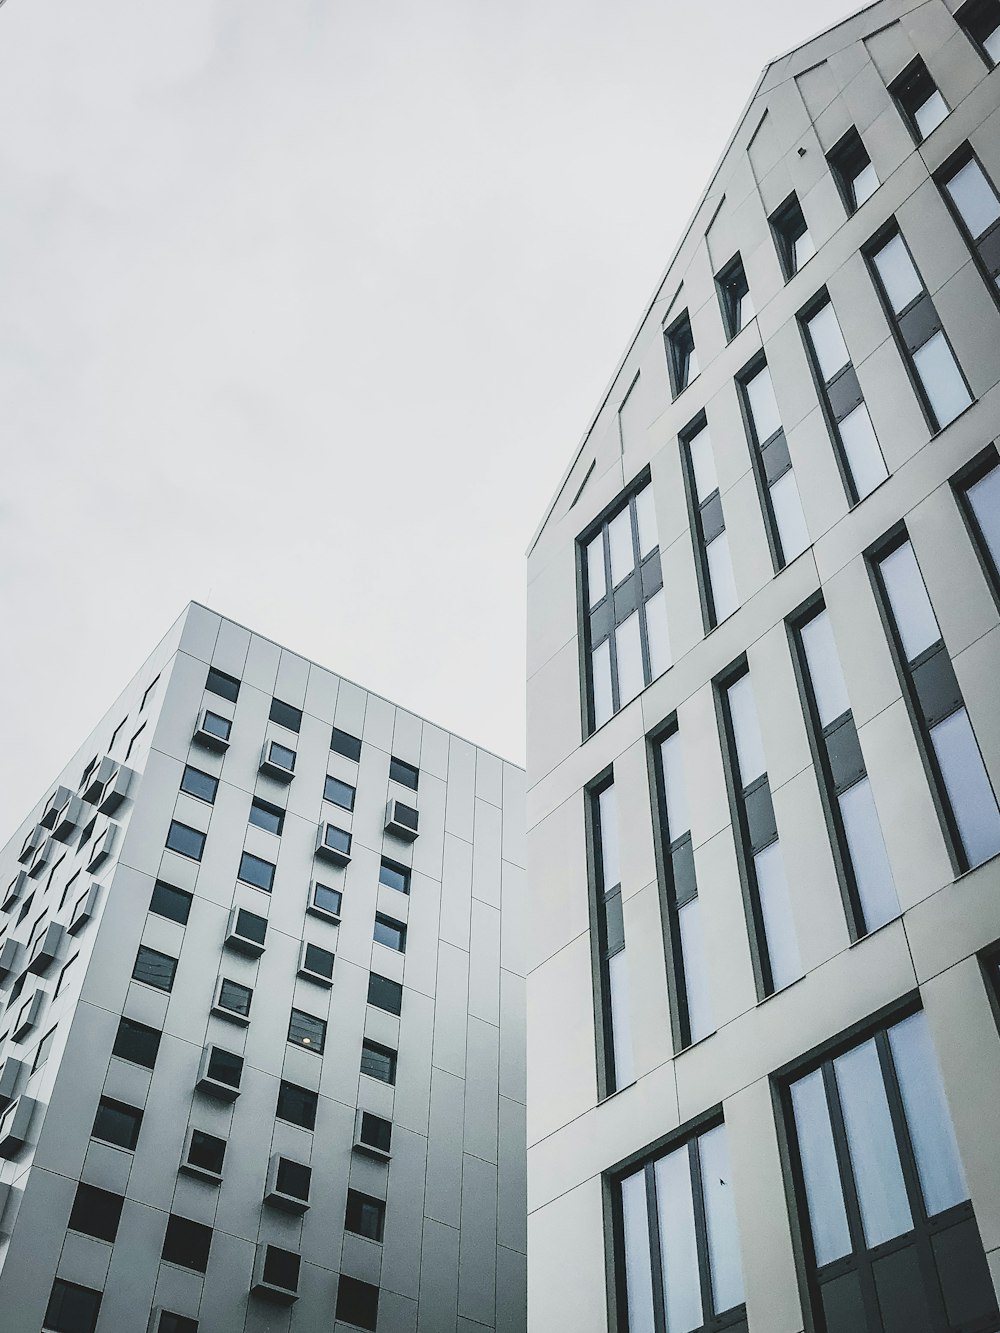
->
(682, 417), (739, 630)
(784, 1008), (996, 1333)
(956, 0), (1000, 65)
(123, 723), (147, 763)
(166, 821), (206, 862)
(309, 881), (342, 919)
(872, 534), (1000, 870)
(361, 1039), (397, 1085)
(179, 765), (218, 804)
(792, 603), (899, 936)
(205, 666), (240, 702)
(324, 775), (356, 810)
(715, 252), (755, 339)
(31, 1025), (57, 1074)
(132, 945), (177, 993)
(269, 697), (302, 732)
(302, 941), (335, 981)
(203, 1046), (243, 1092)
(890, 56), (949, 141)
(345, 1190), (386, 1242)
(866, 226), (972, 430)
(389, 756), (419, 790)
(113, 1016), (161, 1069)
(200, 710), (231, 742)
(150, 880), (193, 925)
(43, 1279), (102, 1333)
(719, 665), (802, 995)
(828, 126), (879, 213)
(373, 913), (406, 952)
(215, 978), (253, 1020)
(770, 192), (815, 279)
(379, 858), (410, 894)
(275, 1157), (311, 1203)
(162, 1215), (213, 1272)
(938, 147), (1000, 295)
(336, 1275), (379, 1331)
(157, 1314), (198, 1333)
(359, 1112), (393, 1153)
(801, 293), (888, 502)
(68, 1183), (124, 1243)
(277, 1080), (318, 1130)
(185, 1129), (226, 1176)
(230, 907), (267, 949)
(663, 309), (699, 398)
(264, 739), (296, 773)
(57, 868), (81, 913)
(956, 449), (1000, 599)
(331, 727), (362, 761)
(738, 358), (810, 568)
(238, 851), (275, 892)
(588, 779), (633, 1095)
(319, 824), (352, 858)
(288, 1007), (326, 1052)
(580, 479), (670, 731)
(248, 797), (284, 835)
(92, 1097), (143, 1150)
(616, 1121), (745, 1333)
(260, 1245), (301, 1293)
(367, 973), (403, 1016)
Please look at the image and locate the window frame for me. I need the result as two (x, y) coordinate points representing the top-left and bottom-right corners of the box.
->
(952, 445), (1000, 608)
(715, 252), (754, 341)
(827, 126), (879, 215)
(935, 143), (1000, 309)
(769, 192), (814, 281)
(663, 308), (699, 398)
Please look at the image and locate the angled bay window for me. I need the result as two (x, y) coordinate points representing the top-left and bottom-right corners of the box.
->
(954, 447), (1000, 602)
(956, 0), (1000, 64)
(791, 602), (899, 936)
(715, 253), (754, 340)
(718, 665), (802, 996)
(782, 1007), (996, 1333)
(769, 192), (815, 280)
(587, 776), (634, 1095)
(580, 479), (670, 732)
(801, 293), (888, 502)
(889, 57), (949, 142)
(938, 147), (1000, 296)
(738, 357), (810, 568)
(865, 226), (972, 431)
(663, 308), (699, 398)
(615, 1120), (746, 1333)
(872, 533), (1000, 870)
(828, 126), (879, 213)
(682, 417), (739, 630)
(652, 724), (713, 1048)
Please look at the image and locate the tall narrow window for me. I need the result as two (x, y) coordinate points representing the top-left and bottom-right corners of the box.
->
(715, 253), (754, 339)
(792, 603), (899, 935)
(719, 665), (802, 995)
(580, 481), (670, 731)
(616, 1121), (745, 1333)
(889, 57), (949, 141)
(955, 448), (1000, 601)
(589, 778), (634, 1095)
(866, 226), (972, 431)
(956, 0), (1000, 66)
(738, 359), (810, 568)
(769, 192), (816, 280)
(828, 126), (879, 213)
(784, 1008), (996, 1333)
(872, 534), (1000, 870)
(664, 309), (699, 397)
(653, 726), (714, 1048)
(682, 417), (739, 630)
(938, 147), (1000, 295)
(801, 293), (888, 502)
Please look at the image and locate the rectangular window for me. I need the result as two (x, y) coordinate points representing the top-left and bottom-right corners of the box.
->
(663, 308), (699, 398)
(715, 252), (754, 339)
(828, 126), (879, 213)
(389, 756), (419, 790)
(373, 913), (407, 952)
(269, 698), (302, 732)
(302, 941), (335, 981)
(156, 1314), (198, 1333)
(204, 1045), (243, 1091)
(264, 739), (296, 773)
(360, 1112), (393, 1153)
(132, 945), (177, 993)
(238, 851), (275, 892)
(162, 1215), (213, 1272)
(580, 479), (670, 731)
(367, 973), (403, 1016)
(955, 448), (1000, 602)
(889, 56), (949, 141)
(719, 665), (802, 996)
(682, 417), (739, 630)
(206, 667), (240, 702)
(324, 775), (356, 810)
(92, 1097), (143, 1150)
(274, 1156), (311, 1203)
(738, 358), (810, 568)
(248, 797), (285, 835)
(331, 727), (362, 761)
(615, 1121), (745, 1332)
(150, 880), (193, 925)
(872, 534), (1000, 870)
(113, 1016), (162, 1068)
(310, 881), (342, 918)
(379, 858), (411, 894)
(589, 778), (634, 1094)
(288, 1008), (326, 1053)
(956, 0), (1000, 65)
(200, 710), (231, 742)
(180, 765), (218, 804)
(361, 1039), (397, 1085)
(345, 1190), (386, 1242)
(185, 1129), (226, 1176)
(336, 1276), (379, 1332)
(44, 1280), (102, 1333)
(216, 978), (253, 1019)
(791, 603), (899, 936)
(319, 824), (352, 858)
(938, 146), (1000, 296)
(801, 292), (888, 502)
(866, 226), (972, 431)
(783, 1008), (995, 1333)
(277, 1080), (318, 1129)
(31, 1024), (57, 1073)
(123, 723), (146, 763)
(166, 821), (206, 862)
(69, 1183), (124, 1243)
(769, 192), (816, 279)
(231, 907), (267, 949)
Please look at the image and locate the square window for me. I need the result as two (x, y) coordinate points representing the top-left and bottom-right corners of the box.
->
(231, 907), (267, 949)
(249, 798), (284, 835)
(264, 739), (296, 773)
(373, 914), (406, 953)
(324, 775), (356, 810)
(361, 1039), (397, 1085)
(309, 882), (342, 919)
(166, 821), (206, 863)
(185, 1128), (226, 1177)
(215, 978), (253, 1020)
(277, 1080), (318, 1130)
(161, 1215), (213, 1272)
(956, 0), (1000, 64)
(44, 1279), (102, 1333)
(269, 698), (302, 733)
(132, 945), (178, 993)
(302, 941), (335, 981)
(150, 881), (192, 925)
(201, 710), (231, 742)
(204, 1046), (243, 1090)
(180, 766), (218, 804)
(388, 756), (419, 790)
(113, 1016), (161, 1069)
(238, 852), (275, 893)
(124, 724), (146, 763)
(331, 727), (362, 761)
(288, 1008), (326, 1053)
(68, 1182), (124, 1243)
(890, 57), (948, 141)
(367, 972), (402, 1015)
(261, 1245), (301, 1293)
(31, 1025), (57, 1073)
(319, 823), (352, 858)
(205, 667), (240, 702)
(92, 1097), (143, 1150)
(359, 1112), (392, 1154)
(276, 1157), (312, 1202)
(378, 859), (410, 895)
(345, 1189), (385, 1242)
(336, 1275), (379, 1331)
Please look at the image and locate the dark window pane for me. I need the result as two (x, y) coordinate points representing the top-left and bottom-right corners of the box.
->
(373, 914), (406, 952)
(157, 1314), (199, 1333)
(368, 973), (403, 1015)
(269, 698), (302, 732)
(324, 775), (356, 810)
(322, 824), (352, 855)
(206, 1047), (243, 1088)
(345, 1189), (386, 1241)
(113, 1016), (161, 1069)
(389, 801), (418, 830)
(312, 882), (342, 916)
(238, 852), (275, 892)
(32, 1025), (57, 1073)
(44, 1279), (102, 1333)
(166, 821), (206, 862)
(161, 1215), (213, 1272)
(304, 942), (335, 979)
(360, 1112), (392, 1153)
(378, 859), (410, 894)
(389, 756), (419, 790)
(361, 1040), (397, 1085)
(132, 945), (177, 993)
(201, 710), (231, 740)
(92, 1097), (143, 1150)
(263, 1246), (301, 1291)
(217, 978), (253, 1017)
(205, 668), (240, 703)
(277, 1080), (318, 1130)
(288, 1008), (326, 1053)
(187, 1129), (226, 1175)
(234, 908), (267, 945)
(336, 1275), (380, 1330)
(249, 798), (284, 835)
(180, 766), (218, 804)
(331, 727), (362, 761)
(266, 740), (296, 771)
(276, 1158), (311, 1200)
(150, 880), (192, 925)
(68, 1183), (124, 1243)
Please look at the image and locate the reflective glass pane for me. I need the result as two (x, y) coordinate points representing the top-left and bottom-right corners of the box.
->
(745, 364), (782, 443)
(839, 402), (888, 498)
(794, 227), (816, 269)
(688, 424), (719, 502)
(966, 463), (1000, 573)
(706, 533), (739, 622)
(879, 541), (940, 662)
(727, 673), (767, 786)
(687, 341), (700, 382)
(986, 25), (1000, 62)
(839, 778), (899, 931)
(945, 159), (1000, 239)
(912, 331), (972, 428)
(741, 285), (755, 324)
(754, 842), (802, 990)
(598, 785), (621, 890)
(608, 949), (635, 1089)
(770, 469), (810, 563)
(872, 234), (923, 315)
(644, 589), (672, 680)
(587, 535), (606, 607)
(616, 612), (645, 706)
(790, 1069), (852, 1265)
(914, 89), (948, 138)
(654, 1147), (703, 1333)
(853, 160), (880, 206)
(609, 508), (636, 587)
(930, 707), (1000, 866)
(592, 639), (613, 728)
(621, 1171), (655, 1333)
(888, 1012), (968, 1216)
(834, 1039), (912, 1247)
(660, 731), (689, 839)
(635, 487), (658, 558)
(699, 1125), (745, 1314)
(800, 609), (851, 727)
(807, 302), (850, 381)
(679, 899), (713, 1043)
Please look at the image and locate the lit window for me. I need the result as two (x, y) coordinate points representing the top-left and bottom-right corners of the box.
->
(288, 1008), (326, 1053)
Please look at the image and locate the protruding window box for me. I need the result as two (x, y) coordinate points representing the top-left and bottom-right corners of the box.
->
(99, 766), (134, 816)
(179, 1127), (226, 1184)
(251, 1243), (301, 1303)
(18, 827), (44, 865)
(193, 709), (232, 752)
(52, 795), (86, 843)
(264, 1155), (312, 1214)
(2, 871), (28, 913)
(353, 1109), (392, 1161)
(40, 786), (73, 830)
(306, 882), (342, 924)
(12, 992), (45, 1041)
(0, 938), (22, 981)
(28, 837), (56, 880)
(316, 823), (352, 866)
(259, 740), (296, 783)
(297, 940), (335, 988)
(195, 1046), (244, 1102)
(26, 923), (65, 976)
(225, 907), (267, 957)
(0, 1097), (36, 1158)
(0, 1057), (25, 1108)
(0, 1181), (14, 1235)
(68, 883), (101, 935)
(385, 799), (419, 842)
(86, 822), (120, 873)
(211, 977), (253, 1027)
(82, 756), (118, 804)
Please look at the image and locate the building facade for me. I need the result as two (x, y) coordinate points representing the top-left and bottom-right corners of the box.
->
(526, 1), (1000, 1330)
(0, 603), (526, 1333)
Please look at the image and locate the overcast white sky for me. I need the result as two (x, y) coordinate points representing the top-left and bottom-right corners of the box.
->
(0, 0), (858, 842)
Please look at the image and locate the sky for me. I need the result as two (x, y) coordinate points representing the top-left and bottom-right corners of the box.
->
(0, 0), (859, 843)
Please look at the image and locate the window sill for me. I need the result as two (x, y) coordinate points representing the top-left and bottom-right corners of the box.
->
(755, 970), (807, 1009)
(597, 1079), (636, 1106)
(928, 396), (979, 442)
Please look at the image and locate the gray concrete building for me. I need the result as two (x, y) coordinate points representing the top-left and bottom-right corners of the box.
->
(526, 2), (1000, 1330)
(0, 603), (526, 1333)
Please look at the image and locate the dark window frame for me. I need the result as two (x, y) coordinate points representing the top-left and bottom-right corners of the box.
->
(345, 1189), (387, 1242)
(935, 143), (1000, 310)
(955, 0), (1000, 67)
(165, 821), (206, 863)
(238, 851), (275, 893)
(268, 698), (303, 733)
(150, 880), (193, 925)
(378, 858), (411, 895)
(276, 1079), (317, 1130)
(663, 308), (698, 398)
(584, 766), (625, 1100)
(715, 252), (754, 341)
(331, 727), (362, 761)
(248, 796), (285, 835)
(360, 1039), (397, 1085)
(205, 667), (240, 703)
(92, 1096), (143, 1151)
(161, 1214), (213, 1273)
(952, 445), (1000, 609)
(323, 775), (356, 811)
(389, 756), (419, 790)
(828, 126), (878, 215)
(131, 944), (178, 993)
(769, 192), (813, 281)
